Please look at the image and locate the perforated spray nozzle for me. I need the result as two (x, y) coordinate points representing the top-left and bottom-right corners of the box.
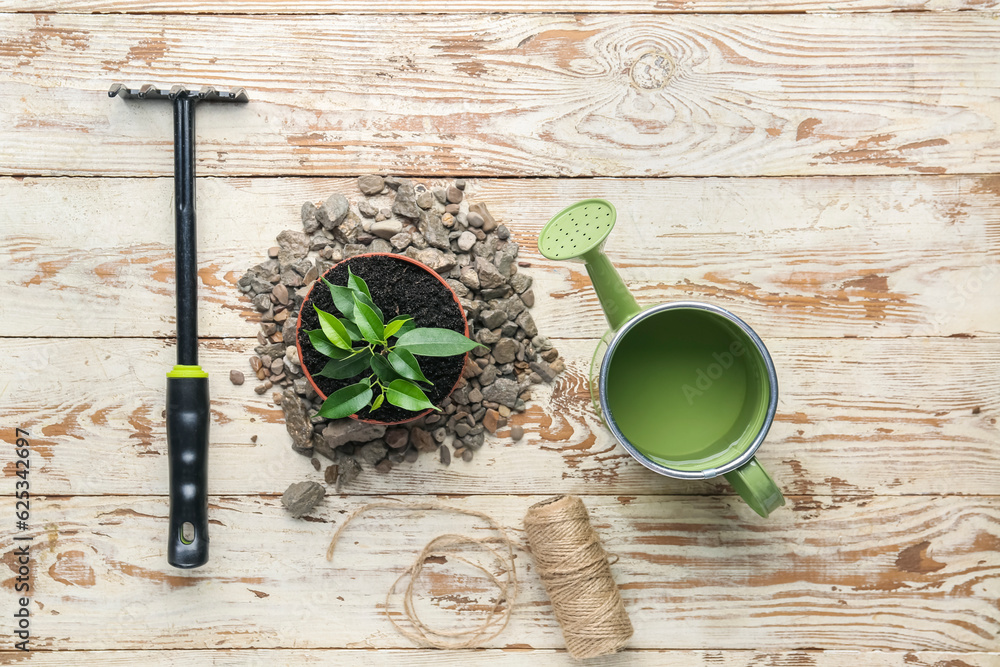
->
(537, 199), (639, 331)
(537, 198), (617, 261)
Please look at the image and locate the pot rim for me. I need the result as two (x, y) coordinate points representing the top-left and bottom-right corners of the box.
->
(294, 252), (470, 426)
(597, 301), (779, 480)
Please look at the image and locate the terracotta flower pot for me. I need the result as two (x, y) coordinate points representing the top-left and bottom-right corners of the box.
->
(295, 252), (470, 426)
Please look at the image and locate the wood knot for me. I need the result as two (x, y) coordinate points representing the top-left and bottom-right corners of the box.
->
(629, 52), (674, 90)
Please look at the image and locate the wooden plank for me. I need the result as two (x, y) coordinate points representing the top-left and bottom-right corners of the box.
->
(2, 14), (999, 177)
(3, 1), (999, 15)
(2, 495), (997, 651)
(4, 335), (997, 497)
(2, 649), (999, 666)
(2, 176), (997, 340)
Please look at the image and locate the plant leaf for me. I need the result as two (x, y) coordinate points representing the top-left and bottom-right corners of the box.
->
(371, 393), (384, 411)
(370, 354), (402, 384)
(323, 277), (356, 318)
(317, 348), (373, 380)
(352, 294), (385, 344)
(355, 291), (384, 322)
(307, 329), (352, 359)
(383, 316), (412, 340)
(347, 267), (372, 300)
(313, 305), (353, 350)
(388, 348), (431, 384)
(340, 317), (362, 342)
(386, 379), (439, 413)
(316, 382), (373, 420)
(386, 315), (415, 338)
(395, 327), (483, 357)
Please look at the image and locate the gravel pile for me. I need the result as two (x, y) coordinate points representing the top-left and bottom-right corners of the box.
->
(237, 177), (565, 494)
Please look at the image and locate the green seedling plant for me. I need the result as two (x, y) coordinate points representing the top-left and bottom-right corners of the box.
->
(306, 267), (483, 420)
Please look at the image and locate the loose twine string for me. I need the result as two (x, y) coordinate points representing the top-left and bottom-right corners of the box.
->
(326, 501), (517, 649)
(524, 495), (634, 660)
(326, 496), (633, 659)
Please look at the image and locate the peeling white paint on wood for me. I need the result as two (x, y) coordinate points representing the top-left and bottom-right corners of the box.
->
(1, 14), (999, 176)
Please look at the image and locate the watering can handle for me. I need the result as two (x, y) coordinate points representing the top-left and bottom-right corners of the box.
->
(723, 457), (785, 518)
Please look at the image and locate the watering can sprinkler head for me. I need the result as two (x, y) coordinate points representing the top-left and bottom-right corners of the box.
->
(538, 199), (641, 331)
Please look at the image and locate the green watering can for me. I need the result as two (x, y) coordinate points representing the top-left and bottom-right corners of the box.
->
(538, 199), (784, 517)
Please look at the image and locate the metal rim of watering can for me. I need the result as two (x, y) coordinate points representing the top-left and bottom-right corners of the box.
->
(597, 301), (779, 480)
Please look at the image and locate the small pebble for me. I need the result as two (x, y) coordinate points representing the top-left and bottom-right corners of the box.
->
(230, 370), (245, 385)
(510, 425), (524, 442)
(358, 175), (385, 196)
(440, 445), (451, 466)
(462, 448), (473, 462)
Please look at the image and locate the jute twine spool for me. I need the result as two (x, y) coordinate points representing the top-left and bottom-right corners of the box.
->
(523, 495), (634, 660)
(326, 501), (517, 649)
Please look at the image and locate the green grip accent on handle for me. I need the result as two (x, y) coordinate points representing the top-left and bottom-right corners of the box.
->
(582, 248), (641, 331)
(723, 457), (785, 518)
(167, 364), (209, 378)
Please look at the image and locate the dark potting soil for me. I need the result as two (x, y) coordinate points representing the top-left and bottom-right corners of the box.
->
(297, 254), (467, 423)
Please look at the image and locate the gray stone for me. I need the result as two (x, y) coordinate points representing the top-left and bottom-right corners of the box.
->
(499, 296), (526, 320)
(476, 328), (502, 345)
(252, 293), (272, 312)
(358, 440), (388, 467)
(446, 185), (463, 204)
(460, 268), (480, 290)
(482, 378), (518, 408)
(509, 272), (532, 294)
(385, 176), (409, 191)
(417, 247), (457, 274)
(439, 444), (451, 466)
(520, 289), (535, 308)
(302, 201), (318, 229)
(371, 219), (402, 240)
(466, 211), (484, 228)
(462, 431), (486, 450)
(370, 239), (393, 254)
(475, 256), (505, 289)
(530, 360), (558, 383)
(336, 457), (362, 492)
(358, 175), (385, 196)
(320, 420), (387, 451)
(457, 230), (477, 252)
(282, 389), (314, 453)
(344, 243), (367, 258)
(447, 279), (470, 298)
(282, 481), (325, 518)
(276, 230), (310, 260)
(496, 224), (510, 240)
(532, 335), (552, 350)
(516, 310), (538, 337)
(479, 309), (507, 329)
(317, 194), (350, 230)
(433, 187), (448, 203)
(390, 232), (412, 251)
(417, 191), (435, 210)
(479, 364), (498, 387)
(358, 200), (378, 218)
(392, 183), (421, 219)
(510, 425), (524, 442)
(493, 338), (519, 365)
(419, 212), (451, 250)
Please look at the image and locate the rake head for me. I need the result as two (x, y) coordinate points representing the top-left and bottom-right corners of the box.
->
(108, 83), (249, 103)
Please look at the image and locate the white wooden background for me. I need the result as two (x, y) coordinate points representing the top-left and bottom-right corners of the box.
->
(1, 2), (998, 665)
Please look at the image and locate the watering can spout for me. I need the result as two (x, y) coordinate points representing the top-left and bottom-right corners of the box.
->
(581, 248), (641, 331)
(537, 199), (641, 331)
